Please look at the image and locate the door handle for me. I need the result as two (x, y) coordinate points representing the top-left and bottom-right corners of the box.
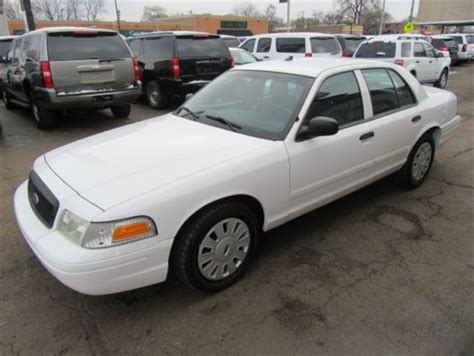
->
(429, 60), (433, 63)
(416, 60), (420, 63)
(263, 56), (269, 59)
(411, 115), (422, 123)
(359, 131), (374, 141)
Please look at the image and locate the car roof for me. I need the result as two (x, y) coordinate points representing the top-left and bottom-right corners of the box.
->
(367, 36), (424, 43)
(220, 34), (238, 39)
(0, 35), (18, 41)
(231, 57), (389, 77)
(22, 26), (118, 35)
(229, 48), (247, 52)
(131, 31), (214, 38)
(250, 32), (336, 38)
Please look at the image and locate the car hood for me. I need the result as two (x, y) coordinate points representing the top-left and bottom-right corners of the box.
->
(45, 114), (270, 210)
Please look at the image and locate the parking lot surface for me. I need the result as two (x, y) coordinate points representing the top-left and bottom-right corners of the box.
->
(1, 65), (473, 354)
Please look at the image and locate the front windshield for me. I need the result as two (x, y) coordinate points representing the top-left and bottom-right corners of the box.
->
(175, 70), (314, 140)
(231, 50), (257, 65)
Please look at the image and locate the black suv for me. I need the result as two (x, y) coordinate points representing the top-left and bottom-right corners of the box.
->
(431, 36), (459, 65)
(127, 31), (233, 109)
(1, 27), (141, 129)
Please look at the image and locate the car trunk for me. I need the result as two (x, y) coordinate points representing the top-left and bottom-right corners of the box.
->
(176, 35), (232, 83)
(47, 31), (135, 96)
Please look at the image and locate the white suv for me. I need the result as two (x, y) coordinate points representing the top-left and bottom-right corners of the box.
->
(354, 37), (450, 88)
(448, 33), (473, 62)
(239, 32), (342, 61)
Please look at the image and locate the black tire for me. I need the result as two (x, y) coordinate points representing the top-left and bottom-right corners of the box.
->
(2, 89), (16, 110)
(434, 69), (448, 88)
(146, 81), (168, 109)
(171, 201), (260, 292)
(111, 104), (131, 119)
(399, 134), (435, 189)
(31, 98), (57, 130)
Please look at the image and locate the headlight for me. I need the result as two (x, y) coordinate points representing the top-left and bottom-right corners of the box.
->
(58, 210), (157, 249)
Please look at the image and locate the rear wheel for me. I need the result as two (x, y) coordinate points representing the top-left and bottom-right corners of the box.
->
(399, 134), (435, 189)
(2, 89), (16, 110)
(31, 98), (57, 130)
(146, 81), (168, 109)
(434, 69), (448, 88)
(171, 201), (259, 292)
(111, 104), (131, 119)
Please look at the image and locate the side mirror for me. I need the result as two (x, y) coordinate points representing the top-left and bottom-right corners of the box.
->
(185, 93), (194, 101)
(436, 51), (445, 58)
(0, 56), (5, 64)
(297, 116), (339, 140)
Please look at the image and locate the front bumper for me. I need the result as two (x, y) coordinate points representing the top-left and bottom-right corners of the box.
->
(14, 181), (172, 295)
(33, 84), (142, 110)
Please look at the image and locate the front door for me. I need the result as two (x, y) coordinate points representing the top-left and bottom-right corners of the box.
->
(413, 42), (430, 82)
(286, 71), (376, 218)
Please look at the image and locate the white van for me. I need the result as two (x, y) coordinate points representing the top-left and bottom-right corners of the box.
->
(448, 33), (473, 62)
(239, 32), (342, 61)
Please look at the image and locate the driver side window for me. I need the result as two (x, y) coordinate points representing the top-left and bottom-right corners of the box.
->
(305, 71), (364, 127)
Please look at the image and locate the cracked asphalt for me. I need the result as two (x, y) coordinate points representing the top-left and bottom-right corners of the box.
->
(1, 64), (473, 355)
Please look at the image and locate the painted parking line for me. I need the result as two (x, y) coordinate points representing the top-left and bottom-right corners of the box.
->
(450, 71), (458, 74)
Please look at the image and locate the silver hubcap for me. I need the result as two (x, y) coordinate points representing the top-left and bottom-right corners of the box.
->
(198, 218), (251, 281)
(2, 90), (7, 105)
(148, 84), (160, 106)
(32, 103), (40, 123)
(412, 142), (432, 181)
(440, 72), (447, 87)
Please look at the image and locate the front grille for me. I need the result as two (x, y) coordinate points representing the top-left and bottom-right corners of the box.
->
(27, 171), (59, 228)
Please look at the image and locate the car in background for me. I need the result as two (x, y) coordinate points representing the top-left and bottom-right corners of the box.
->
(448, 33), (473, 62)
(0, 36), (17, 96)
(335, 34), (367, 57)
(126, 31), (232, 109)
(430, 35), (459, 65)
(354, 37), (450, 88)
(238, 36), (249, 43)
(14, 58), (460, 295)
(239, 33), (342, 61)
(220, 34), (241, 48)
(2, 27), (141, 129)
(229, 48), (259, 65)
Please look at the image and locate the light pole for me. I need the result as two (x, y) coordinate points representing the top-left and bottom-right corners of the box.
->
(409, 0), (415, 22)
(378, 0), (386, 35)
(286, 0), (291, 32)
(114, 0), (121, 33)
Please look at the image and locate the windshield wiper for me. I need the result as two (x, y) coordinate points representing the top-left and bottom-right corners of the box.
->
(204, 114), (242, 132)
(179, 106), (202, 121)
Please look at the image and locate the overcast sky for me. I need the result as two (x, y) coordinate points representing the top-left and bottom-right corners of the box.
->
(106, 0), (420, 23)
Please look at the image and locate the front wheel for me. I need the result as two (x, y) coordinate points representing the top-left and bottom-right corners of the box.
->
(399, 134), (435, 189)
(434, 69), (448, 89)
(111, 104), (131, 119)
(171, 201), (259, 292)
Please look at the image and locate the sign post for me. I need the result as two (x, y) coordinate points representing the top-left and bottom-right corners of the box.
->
(279, 0), (290, 32)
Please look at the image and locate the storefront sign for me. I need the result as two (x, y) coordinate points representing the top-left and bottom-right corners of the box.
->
(221, 21), (248, 29)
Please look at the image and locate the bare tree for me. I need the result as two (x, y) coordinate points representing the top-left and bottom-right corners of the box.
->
(141, 5), (167, 22)
(83, 0), (105, 21)
(65, 0), (82, 20)
(232, 3), (260, 17)
(33, 0), (67, 21)
(336, 0), (370, 25)
(5, 0), (24, 20)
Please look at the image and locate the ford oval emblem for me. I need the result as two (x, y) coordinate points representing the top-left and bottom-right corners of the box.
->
(32, 192), (40, 205)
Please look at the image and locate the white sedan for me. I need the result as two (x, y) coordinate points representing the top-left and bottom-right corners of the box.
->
(14, 58), (460, 295)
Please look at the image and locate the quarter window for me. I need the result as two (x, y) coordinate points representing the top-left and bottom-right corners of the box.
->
(12, 38), (23, 65)
(257, 38), (271, 53)
(362, 69), (399, 115)
(128, 39), (141, 57)
(414, 42), (426, 57)
(241, 39), (255, 52)
(388, 70), (416, 107)
(401, 42), (412, 57)
(23, 35), (42, 62)
(276, 38), (305, 53)
(306, 71), (364, 126)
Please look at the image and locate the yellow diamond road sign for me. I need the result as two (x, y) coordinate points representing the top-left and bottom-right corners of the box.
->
(404, 22), (414, 33)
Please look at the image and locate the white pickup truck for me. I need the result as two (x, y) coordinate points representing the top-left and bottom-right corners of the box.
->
(354, 37), (451, 88)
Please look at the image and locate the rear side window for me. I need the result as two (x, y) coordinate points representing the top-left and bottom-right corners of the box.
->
(443, 39), (456, 47)
(177, 37), (229, 58)
(241, 38), (255, 52)
(401, 42), (412, 57)
(388, 70), (416, 107)
(127, 39), (142, 57)
(12, 38), (23, 65)
(310, 37), (341, 54)
(23, 35), (42, 61)
(47, 32), (130, 61)
(355, 43), (396, 58)
(414, 42), (425, 57)
(276, 38), (305, 53)
(257, 38), (271, 53)
(466, 35), (473, 44)
(362, 69), (399, 116)
(0, 40), (13, 57)
(143, 37), (174, 58)
(452, 36), (463, 44)
(306, 71), (364, 126)
(223, 38), (241, 48)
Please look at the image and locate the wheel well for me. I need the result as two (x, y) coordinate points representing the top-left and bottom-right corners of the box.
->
(410, 70), (417, 77)
(176, 195), (265, 236)
(424, 126), (441, 147)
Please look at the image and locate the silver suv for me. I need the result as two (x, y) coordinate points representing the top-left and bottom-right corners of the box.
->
(1, 27), (141, 129)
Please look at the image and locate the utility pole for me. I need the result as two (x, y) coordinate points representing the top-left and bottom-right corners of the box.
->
(409, 0), (415, 22)
(114, 0), (121, 33)
(21, 0), (36, 31)
(378, 0), (386, 35)
(286, 0), (290, 32)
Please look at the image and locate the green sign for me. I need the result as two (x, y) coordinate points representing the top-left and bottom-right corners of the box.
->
(404, 22), (414, 33)
(221, 21), (248, 29)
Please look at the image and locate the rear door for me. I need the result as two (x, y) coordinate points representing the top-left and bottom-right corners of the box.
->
(47, 30), (135, 96)
(176, 35), (231, 83)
